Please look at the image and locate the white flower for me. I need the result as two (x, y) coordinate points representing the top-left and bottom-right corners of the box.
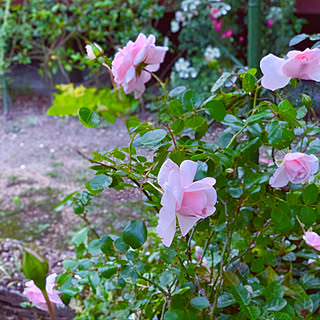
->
(210, 2), (231, 18)
(171, 20), (180, 33)
(174, 58), (198, 79)
(175, 11), (185, 23)
(267, 6), (283, 20)
(204, 46), (221, 59)
(181, 0), (201, 12)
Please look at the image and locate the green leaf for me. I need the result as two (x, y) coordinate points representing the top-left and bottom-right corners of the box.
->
(242, 73), (256, 93)
(302, 93), (312, 109)
(271, 208), (294, 233)
(309, 139), (320, 153)
(182, 90), (201, 110)
(205, 100), (226, 122)
(88, 239), (102, 255)
(303, 184), (318, 204)
(241, 306), (261, 320)
(185, 115), (205, 129)
(141, 129), (167, 145)
(294, 296), (313, 315)
(126, 116), (141, 129)
(265, 298), (287, 311)
(217, 292), (236, 308)
(297, 106), (308, 119)
(100, 236), (114, 256)
(231, 285), (251, 306)
(101, 111), (116, 124)
(278, 100), (297, 118)
(99, 265), (118, 279)
(88, 271), (100, 292)
(267, 120), (295, 150)
(168, 100), (184, 117)
(114, 237), (129, 252)
(190, 296), (209, 310)
(211, 72), (231, 92)
(310, 33), (320, 41)
(78, 107), (101, 128)
(299, 207), (317, 226)
(195, 121), (208, 140)
(72, 227), (89, 247)
(89, 174), (112, 190)
(63, 259), (79, 272)
(172, 119), (184, 134)
(229, 187), (243, 199)
(160, 270), (174, 286)
(289, 33), (309, 46)
(122, 220), (147, 249)
(22, 248), (49, 291)
(168, 86), (186, 97)
(245, 110), (274, 124)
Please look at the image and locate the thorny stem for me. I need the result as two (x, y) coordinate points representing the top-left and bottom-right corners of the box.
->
(296, 215), (306, 233)
(147, 181), (163, 194)
(77, 150), (153, 202)
(42, 289), (57, 320)
(163, 123), (177, 149)
(225, 122), (248, 149)
(139, 275), (168, 296)
(102, 62), (118, 92)
(81, 211), (99, 238)
(199, 228), (216, 266)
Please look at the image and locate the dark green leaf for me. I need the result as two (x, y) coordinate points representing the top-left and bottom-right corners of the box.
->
(78, 107), (101, 128)
(205, 100), (226, 122)
(182, 90), (201, 110)
(141, 129), (167, 145)
(122, 220), (147, 249)
(185, 115), (205, 129)
(89, 174), (112, 190)
(303, 184), (318, 204)
(242, 73), (256, 93)
(190, 296), (209, 310)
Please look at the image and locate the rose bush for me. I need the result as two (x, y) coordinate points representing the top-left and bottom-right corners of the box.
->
(38, 31), (320, 320)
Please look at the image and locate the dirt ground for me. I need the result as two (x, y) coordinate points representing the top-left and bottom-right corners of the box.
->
(0, 95), (143, 251)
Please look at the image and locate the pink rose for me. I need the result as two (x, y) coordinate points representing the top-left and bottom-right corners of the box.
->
(260, 48), (320, 90)
(210, 15), (223, 32)
(23, 273), (63, 311)
(111, 33), (168, 99)
(221, 29), (233, 39)
(269, 152), (319, 188)
(157, 159), (217, 247)
(304, 231), (320, 251)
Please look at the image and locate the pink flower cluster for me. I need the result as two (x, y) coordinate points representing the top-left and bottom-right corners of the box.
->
(209, 9), (233, 39)
(23, 273), (63, 312)
(260, 48), (320, 91)
(157, 159), (217, 247)
(269, 152), (318, 188)
(111, 33), (168, 99)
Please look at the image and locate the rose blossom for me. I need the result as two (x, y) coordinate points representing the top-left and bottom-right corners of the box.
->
(111, 33), (168, 99)
(260, 48), (320, 90)
(266, 19), (274, 27)
(269, 152), (319, 188)
(157, 159), (217, 247)
(304, 231), (320, 251)
(23, 273), (63, 311)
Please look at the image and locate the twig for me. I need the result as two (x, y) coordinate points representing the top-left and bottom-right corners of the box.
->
(163, 123), (177, 149)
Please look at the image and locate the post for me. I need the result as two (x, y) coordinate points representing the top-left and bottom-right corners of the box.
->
(247, 0), (261, 69)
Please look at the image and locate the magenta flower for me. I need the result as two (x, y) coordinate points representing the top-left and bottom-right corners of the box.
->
(266, 19), (274, 27)
(269, 152), (319, 188)
(304, 231), (320, 251)
(260, 48), (320, 90)
(221, 29), (233, 39)
(111, 33), (168, 99)
(23, 273), (63, 312)
(210, 15), (223, 32)
(157, 159), (217, 247)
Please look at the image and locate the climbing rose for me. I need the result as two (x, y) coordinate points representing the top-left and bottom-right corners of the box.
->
(157, 159), (217, 247)
(304, 231), (320, 251)
(260, 48), (320, 90)
(23, 273), (63, 311)
(112, 33), (168, 99)
(269, 152), (319, 188)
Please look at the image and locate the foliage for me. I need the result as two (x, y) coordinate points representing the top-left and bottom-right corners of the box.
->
(47, 84), (138, 122)
(168, 0), (306, 93)
(1, 0), (165, 84)
(51, 59), (320, 319)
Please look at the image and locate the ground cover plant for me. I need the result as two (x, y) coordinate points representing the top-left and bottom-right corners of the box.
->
(20, 30), (320, 320)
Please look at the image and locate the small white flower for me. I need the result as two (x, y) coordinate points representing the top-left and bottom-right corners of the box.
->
(210, 2), (231, 18)
(171, 20), (180, 33)
(204, 46), (221, 59)
(175, 11), (185, 23)
(267, 6), (283, 21)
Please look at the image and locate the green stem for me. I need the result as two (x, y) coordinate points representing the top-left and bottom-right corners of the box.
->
(225, 122), (248, 149)
(42, 289), (57, 320)
(139, 274), (167, 295)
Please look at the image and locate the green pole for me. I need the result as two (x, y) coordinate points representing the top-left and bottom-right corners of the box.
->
(248, 0), (261, 69)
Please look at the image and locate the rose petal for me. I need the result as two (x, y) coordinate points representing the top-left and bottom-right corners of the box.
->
(260, 53), (291, 90)
(180, 160), (198, 187)
(158, 159), (180, 190)
(269, 164), (289, 188)
(156, 206), (176, 247)
(176, 212), (201, 236)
